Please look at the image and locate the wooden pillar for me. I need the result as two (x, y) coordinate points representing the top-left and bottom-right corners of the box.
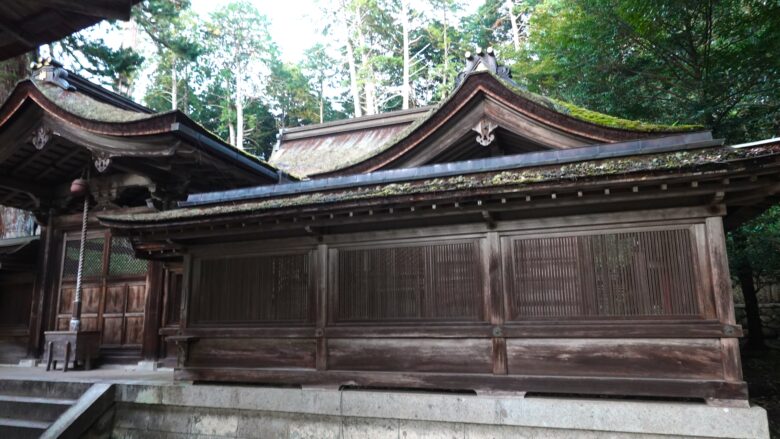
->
(26, 213), (60, 359)
(485, 231), (507, 375)
(315, 244), (328, 371)
(705, 216), (745, 384)
(141, 261), (165, 360)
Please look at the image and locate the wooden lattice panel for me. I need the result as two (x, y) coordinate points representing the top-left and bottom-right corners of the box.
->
(333, 241), (483, 322)
(192, 253), (312, 324)
(505, 228), (700, 320)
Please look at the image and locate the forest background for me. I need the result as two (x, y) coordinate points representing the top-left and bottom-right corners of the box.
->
(1, 0), (780, 348)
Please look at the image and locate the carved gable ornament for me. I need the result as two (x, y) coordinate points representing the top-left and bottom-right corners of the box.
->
(31, 125), (51, 150)
(473, 119), (498, 146)
(93, 152), (112, 173)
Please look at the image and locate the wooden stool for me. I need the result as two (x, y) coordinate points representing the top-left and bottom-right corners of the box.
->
(43, 331), (100, 371)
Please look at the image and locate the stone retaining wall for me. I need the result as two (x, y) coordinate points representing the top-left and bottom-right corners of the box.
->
(100, 383), (770, 439)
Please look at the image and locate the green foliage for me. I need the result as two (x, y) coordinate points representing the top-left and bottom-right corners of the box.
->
(728, 206), (780, 293)
(56, 33), (144, 95)
(514, 0), (780, 143)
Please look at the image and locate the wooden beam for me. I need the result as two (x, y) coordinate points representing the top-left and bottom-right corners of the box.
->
(0, 16), (36, 47)
(40, 0), (134, 20)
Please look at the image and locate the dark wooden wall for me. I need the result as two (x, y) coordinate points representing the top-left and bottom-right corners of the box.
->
(0, 272), (34, 363)
(172, 207), (746, 401)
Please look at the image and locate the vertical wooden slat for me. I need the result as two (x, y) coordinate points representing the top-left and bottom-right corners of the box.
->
(705, 217), (737, 324)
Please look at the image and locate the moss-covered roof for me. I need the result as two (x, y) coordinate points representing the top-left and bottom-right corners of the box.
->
(494, 74), (702, 133)
(34, 81), (155, 123)
(270, 70), (704, 178)
(100, 142), (780, 225)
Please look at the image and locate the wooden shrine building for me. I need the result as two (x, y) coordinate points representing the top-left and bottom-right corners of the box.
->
(3, 50), (780, 404)
(0, 61), (287, 365)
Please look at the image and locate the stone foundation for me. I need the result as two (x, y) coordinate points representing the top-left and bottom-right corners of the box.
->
(105, 383), (770, 439)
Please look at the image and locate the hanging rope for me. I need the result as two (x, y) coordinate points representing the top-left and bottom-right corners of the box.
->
(69, 172), (89, 332)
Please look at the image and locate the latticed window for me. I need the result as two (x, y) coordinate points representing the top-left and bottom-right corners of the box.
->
(109, 237), (147, 276)
(62, 237), (105, 279)
(335, 241), (483, 322)
(507, 228), (700, 320)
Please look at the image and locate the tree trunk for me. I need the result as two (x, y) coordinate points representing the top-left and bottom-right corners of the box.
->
(235, 71), (244, 150)
(443, 3), (449, 91)
(738, 261), (766, 350)
(228, 122), (236, 148)
(506, 0), (520, 51)
(355, 6), (377, 115)
(182, 66), (190, 115)
(400, 0), (411, 109)
(345, 37), (362, 118)
(171, 58), (178, 111)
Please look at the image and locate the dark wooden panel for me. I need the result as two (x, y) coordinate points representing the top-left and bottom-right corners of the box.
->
(0, 276), (33, 328)
(163, 270), (183, 326)
(188, 337), (316, 369)
(82, 285), (102, 314)
(506, 338), (723, 379)
(102, 317), (123, 345)
(58, 287), (73, 314)
(81, 316), (99, 332)
(192, 253), (312, 325)
(127, 284), (146, 313)
(125, 316), (144, 345)
(334, 241), (483, 322)
(104, 285), (126, 314)
(505, 228), (700, 320)
(327, 338), (492, 373)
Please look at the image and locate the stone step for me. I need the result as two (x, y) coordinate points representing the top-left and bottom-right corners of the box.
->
(0, 379), (91, 400)
(0, 417), (49, 439)
(0, 394), (75, 422)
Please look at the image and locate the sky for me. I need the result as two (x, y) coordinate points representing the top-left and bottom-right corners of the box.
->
(80, 0), (482, 101)
(190, 0), (323, 63)
(188, 0), (482, 63)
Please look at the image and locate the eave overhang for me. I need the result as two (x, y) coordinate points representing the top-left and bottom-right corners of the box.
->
(99, 139), (780, 258)
(0, 0), (141, 61)
(0, 79), (285, 211)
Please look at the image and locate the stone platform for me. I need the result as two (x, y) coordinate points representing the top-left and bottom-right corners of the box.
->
(0, 365), (770, 438)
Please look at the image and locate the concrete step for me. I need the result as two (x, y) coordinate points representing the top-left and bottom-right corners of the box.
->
(0, 394), (75, 422)
(0, 379), (91, 400)
(0, 417), (49, 439)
